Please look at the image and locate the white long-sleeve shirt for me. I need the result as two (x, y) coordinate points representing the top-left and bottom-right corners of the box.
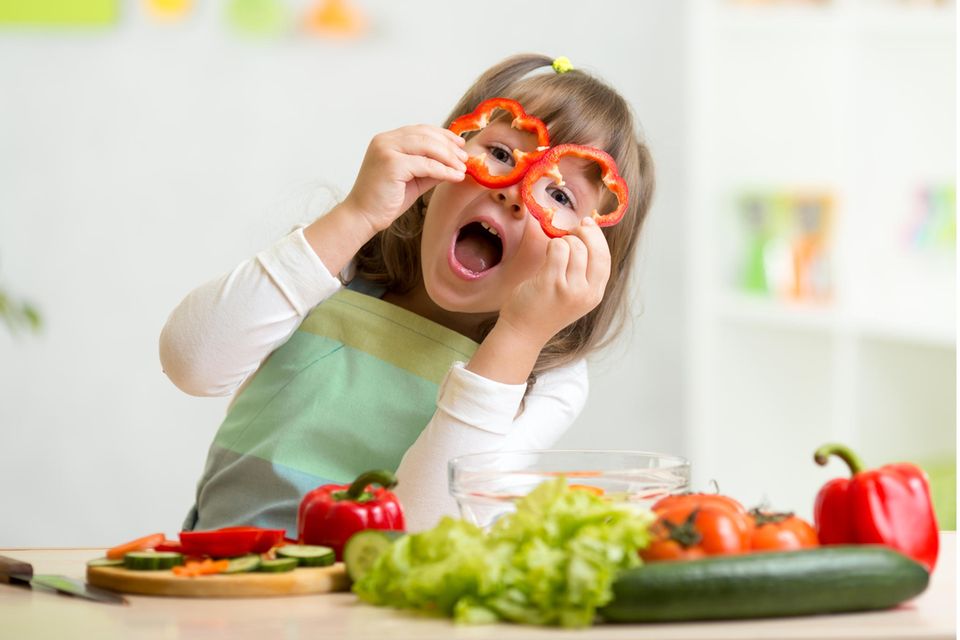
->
(160, 228), (588, 531)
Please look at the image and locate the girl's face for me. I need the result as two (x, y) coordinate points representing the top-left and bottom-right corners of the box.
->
(420, 121), (606, 315)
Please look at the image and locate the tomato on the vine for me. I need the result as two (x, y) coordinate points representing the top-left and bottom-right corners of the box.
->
(748, 509), (819, 552)
(641, 500), (753, 562)
(651, 492), (749, 517)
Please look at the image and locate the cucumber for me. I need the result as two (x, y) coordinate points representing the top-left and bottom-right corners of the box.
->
(86, 557), (125, 568)
(601, 545), (929, 623)
(277, 545), (335, 567)
(257, 557), (298, 573)
(224, 554), (261, 574)
(123, 551), (184, 571)
(343, 530), (405, 582)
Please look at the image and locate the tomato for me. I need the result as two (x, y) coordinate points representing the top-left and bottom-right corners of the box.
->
(749, 510), (819, 552)
(641, 538), (707, 562)
(641, 502), (753, 562)
(652, 492), (749, 517)
(179, 526), (285, 558)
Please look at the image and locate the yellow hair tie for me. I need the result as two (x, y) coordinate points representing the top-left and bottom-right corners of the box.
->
(552, 56), (574, 74)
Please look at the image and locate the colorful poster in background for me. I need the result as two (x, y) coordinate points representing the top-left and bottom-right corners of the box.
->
(905, 184), (956, 252)
(735, 189), (834, 302)
(145, 0), (193, 21)
(303, 0), (366, 38)
(0, 0), (117, 25)
(226, 0), (288, 36)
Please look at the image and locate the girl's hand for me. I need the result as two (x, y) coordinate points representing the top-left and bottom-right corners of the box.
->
(343, 125), (468, 233)
(499, 217), (613, 347)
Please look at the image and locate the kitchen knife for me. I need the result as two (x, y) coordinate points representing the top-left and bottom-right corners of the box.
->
(0, 555), (128, 605)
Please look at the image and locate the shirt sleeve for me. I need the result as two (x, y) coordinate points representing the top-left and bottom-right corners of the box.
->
(394, 358), (589, 531)
(159, 227), (342, 397)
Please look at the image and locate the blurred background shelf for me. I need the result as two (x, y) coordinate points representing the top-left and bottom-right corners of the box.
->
(686, 0), (956, 526)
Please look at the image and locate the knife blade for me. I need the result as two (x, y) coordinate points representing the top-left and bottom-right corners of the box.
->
(0, 555), (128, 605)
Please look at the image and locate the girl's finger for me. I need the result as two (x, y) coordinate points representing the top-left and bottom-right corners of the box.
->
(573, 217), (612, 287)
(395, 126), (469, 167)
(436, 125), (469, 148)
(398, 154), (466, 184)
(563, 234), (589, 286)
(542, 237), (570, 286)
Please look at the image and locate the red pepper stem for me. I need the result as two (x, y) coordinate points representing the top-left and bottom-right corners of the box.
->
(344, 470), (398, 501)
(813, 443), (866, 476)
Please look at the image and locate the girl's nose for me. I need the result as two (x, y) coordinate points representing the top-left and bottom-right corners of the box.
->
(491, 186), (524, 219)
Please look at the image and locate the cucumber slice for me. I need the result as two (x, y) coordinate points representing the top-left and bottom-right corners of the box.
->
(257, 557), (298, 573)
(224, 554), (261, 574)
(87, 557), (125, 568)
(123, 551), (184, 571)
(277, 545), (335, 567)
(343, 530), (404, 582)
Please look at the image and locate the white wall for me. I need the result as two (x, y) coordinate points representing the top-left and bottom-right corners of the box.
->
(0, 1), (688, 545)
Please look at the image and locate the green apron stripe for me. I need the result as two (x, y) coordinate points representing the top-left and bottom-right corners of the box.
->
(213, 337), (441, 479)
(299, 289), (478, 383)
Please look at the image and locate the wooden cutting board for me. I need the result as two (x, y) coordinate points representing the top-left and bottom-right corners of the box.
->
(86, 563), (349, 598)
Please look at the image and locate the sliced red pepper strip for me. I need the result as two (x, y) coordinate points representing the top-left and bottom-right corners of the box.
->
(520, 143), (629, 238)
(179, 526), (285, 558)
(449, 97), (550, 189)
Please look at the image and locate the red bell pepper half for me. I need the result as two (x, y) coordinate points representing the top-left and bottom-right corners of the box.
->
(813, 443), (939, 572)
(520, 143), (629, 238)
(179, 526), (286, 558)
(448, 97), (550, 189)
(297, 469), (405, 560)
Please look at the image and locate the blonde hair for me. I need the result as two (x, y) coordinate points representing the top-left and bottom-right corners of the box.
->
(355, 53), (656, 382)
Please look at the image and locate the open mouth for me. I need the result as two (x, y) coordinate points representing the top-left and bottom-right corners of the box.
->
(451, 220), (504, 279)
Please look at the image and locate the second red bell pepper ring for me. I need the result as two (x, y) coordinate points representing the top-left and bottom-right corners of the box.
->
(520, 143), (629, 238)
(448, 97), (550, 189)
(813, 443), (939, 572)
(297, 469), (405, 560)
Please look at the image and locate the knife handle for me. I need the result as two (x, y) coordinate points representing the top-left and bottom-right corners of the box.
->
(0, 555), (34, 582)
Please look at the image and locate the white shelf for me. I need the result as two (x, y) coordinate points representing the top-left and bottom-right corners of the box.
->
(715, 293), (957, 347)
(716, 293), (838, 332)
(685, 0), (956, 520)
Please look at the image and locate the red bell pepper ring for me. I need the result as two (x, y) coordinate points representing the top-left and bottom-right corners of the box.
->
(297, 469), (405, 561)
(520, 143), (629, 238)
(179, 526), (286, 558)
(813, 443), (939, 572)
(448, 97), (550, 189)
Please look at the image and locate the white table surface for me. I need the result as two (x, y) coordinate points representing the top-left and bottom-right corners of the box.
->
(2, 532), (955, 640)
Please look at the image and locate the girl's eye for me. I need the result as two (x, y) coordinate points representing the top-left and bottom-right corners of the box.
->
(547, 186), (575, 209)
(488, 144), (515, 166)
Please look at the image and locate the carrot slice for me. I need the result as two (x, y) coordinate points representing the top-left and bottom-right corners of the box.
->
(569, 484), (605, 496)
(173, 558), (230, 577)
(106, 532), (166, 560)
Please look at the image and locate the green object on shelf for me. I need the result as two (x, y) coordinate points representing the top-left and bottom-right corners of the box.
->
(226, 0), (288, 36)
(738, 193), (771, 294)
(922, 458), (956, 531)
(743, 236), (769, 294)
(0, 0), (117, 25)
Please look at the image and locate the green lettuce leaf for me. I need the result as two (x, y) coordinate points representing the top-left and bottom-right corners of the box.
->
(353, 476), (653, 628)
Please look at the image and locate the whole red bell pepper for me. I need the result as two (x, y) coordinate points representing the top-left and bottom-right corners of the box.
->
(297, 469), (405, 560)
(813, 443), (939, 571)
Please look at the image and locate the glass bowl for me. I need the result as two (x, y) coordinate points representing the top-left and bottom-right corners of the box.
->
(448, 449), (691, 528)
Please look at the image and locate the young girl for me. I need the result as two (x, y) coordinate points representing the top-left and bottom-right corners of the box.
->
(160, 53), (655, 533)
